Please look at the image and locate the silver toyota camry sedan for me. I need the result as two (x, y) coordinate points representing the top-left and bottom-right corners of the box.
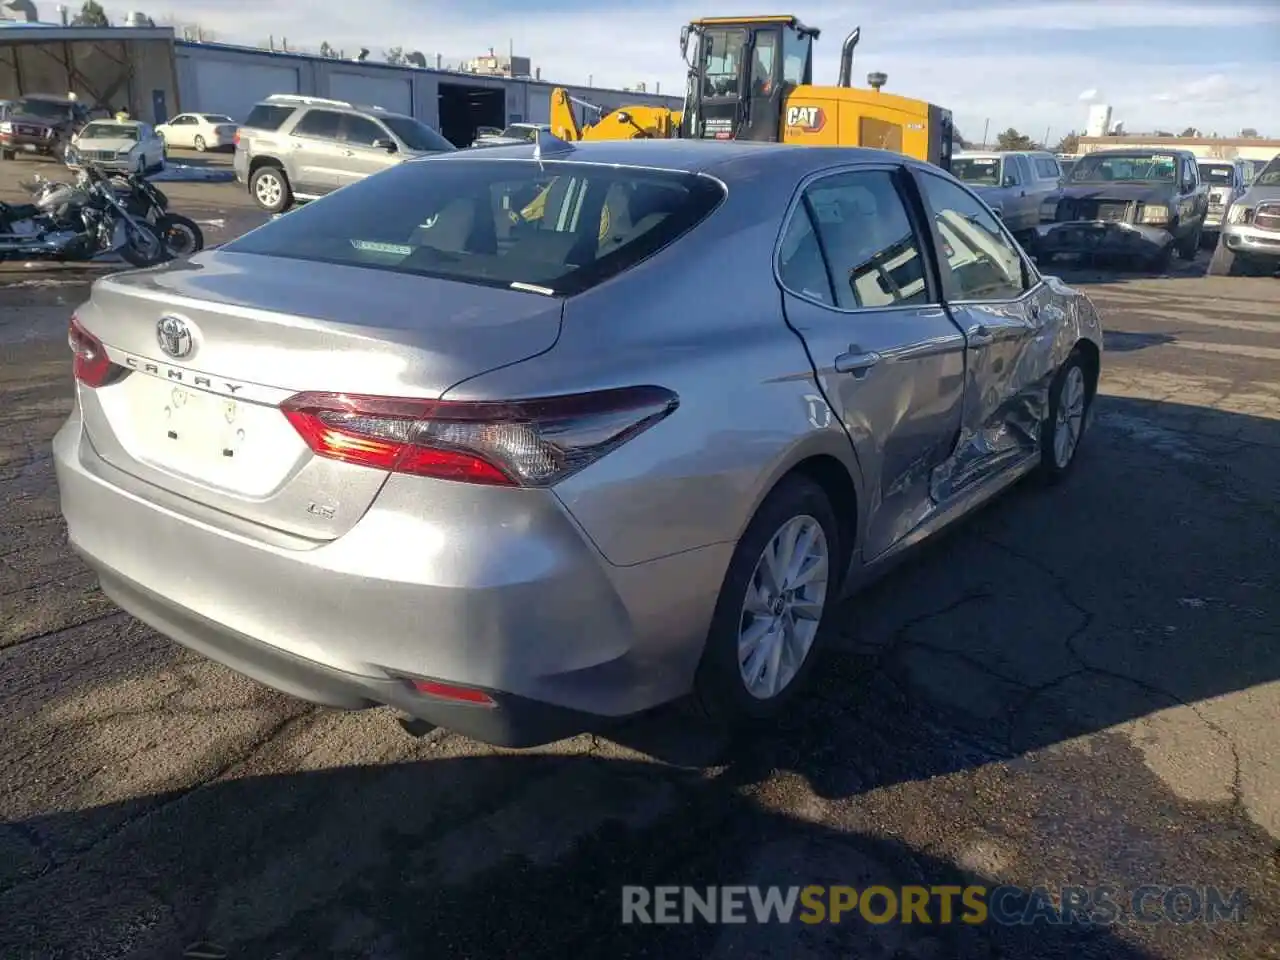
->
(55, 137), (1104, 747)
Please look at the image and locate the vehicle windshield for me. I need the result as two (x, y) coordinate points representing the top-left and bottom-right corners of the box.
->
(15, 98), (72, 121)
(1198, 164), (1234, 185)
(202, 114), (233, 123)
(498, 124), (537, 140)
(81, 123), (139, 141)
(700, 27), (746, 96)
(222, 159), (725, 297)
(1255, 155), (1280, 187)
(1070, 153), (1177, 182)
(952, 158), (1002, 187)
(381, 115), (455, 152)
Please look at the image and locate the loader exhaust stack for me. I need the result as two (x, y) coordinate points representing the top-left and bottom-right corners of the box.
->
(838, 27), (861, 87)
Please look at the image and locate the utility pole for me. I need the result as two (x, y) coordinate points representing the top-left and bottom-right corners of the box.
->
(981, 118), (990, 149)
(1044, 125), (1051, 148)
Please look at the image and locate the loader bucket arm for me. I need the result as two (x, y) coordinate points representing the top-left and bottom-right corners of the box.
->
(549, 88), (584, 141)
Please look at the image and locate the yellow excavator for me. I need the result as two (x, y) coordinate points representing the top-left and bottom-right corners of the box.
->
(548, 15), (954, 171)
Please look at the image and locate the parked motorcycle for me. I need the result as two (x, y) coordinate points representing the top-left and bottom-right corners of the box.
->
(110, 171), (204, 258)
(2, 162), (166, 267)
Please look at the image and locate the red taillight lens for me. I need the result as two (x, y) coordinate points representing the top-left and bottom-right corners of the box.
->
(409, 679), (497, 707)
(68, 315), (114, 388)
(280, 386), (678, 487)
(233, 129), (241, 146)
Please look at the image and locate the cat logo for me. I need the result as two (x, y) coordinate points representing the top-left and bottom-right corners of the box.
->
(786, 105), (826, 132)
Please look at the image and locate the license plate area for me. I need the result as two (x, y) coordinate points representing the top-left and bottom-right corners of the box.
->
(96, 375), (307, 498)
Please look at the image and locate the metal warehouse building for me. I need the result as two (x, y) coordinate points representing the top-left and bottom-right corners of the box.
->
(0, 21), (681, 147)
(174, 42), (681, 146)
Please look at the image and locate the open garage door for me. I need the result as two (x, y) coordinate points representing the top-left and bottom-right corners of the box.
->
(329, 72), (412, 116)
(194, 59), (300, 123)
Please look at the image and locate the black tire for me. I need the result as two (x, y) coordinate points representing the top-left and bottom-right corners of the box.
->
(119, 220), (167, 267)
(249, 164), (292, 213)
(156, 213), (204, 258)
(694, 474), (843, 725)
(1148, 245), (1173, 273)
(1176, 225), (1201, 260)
(134, 155), (146, 177)
(1206, 243), (1243, 277)
(1038, 348), (1091, 484)
(194, 135), (206, 152)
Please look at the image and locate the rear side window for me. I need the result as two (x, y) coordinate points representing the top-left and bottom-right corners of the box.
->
(223, 159), (725, 296)
(244, 103), (296, 131)
(1035, 158), (1060, 178)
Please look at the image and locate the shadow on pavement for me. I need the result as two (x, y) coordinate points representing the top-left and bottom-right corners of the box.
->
(3, 753), (1172, 960)
(3, 392), (1278, 957)
(1101, 330), (1179, 353)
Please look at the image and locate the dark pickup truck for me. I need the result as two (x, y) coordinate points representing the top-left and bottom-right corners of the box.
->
(1034, 147), (1208, 271)
(0, 94), (93, 161)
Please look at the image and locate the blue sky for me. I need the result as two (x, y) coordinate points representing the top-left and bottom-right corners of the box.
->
(115, 0), (1277, 142)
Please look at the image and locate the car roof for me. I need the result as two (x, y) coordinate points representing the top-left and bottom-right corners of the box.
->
(85, 118), (143, 127)
(421, 138), (923, 183)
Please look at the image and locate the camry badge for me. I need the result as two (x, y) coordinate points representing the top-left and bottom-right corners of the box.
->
(156, 315), (194, 359)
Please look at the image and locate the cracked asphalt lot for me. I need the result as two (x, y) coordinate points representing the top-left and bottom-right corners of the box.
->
(2, 232), (1279, 958)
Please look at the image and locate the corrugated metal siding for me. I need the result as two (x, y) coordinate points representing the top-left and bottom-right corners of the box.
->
(328, 72), (412, 115)
(194, 59), (300, 122)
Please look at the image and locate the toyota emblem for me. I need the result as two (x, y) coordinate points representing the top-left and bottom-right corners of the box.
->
(156, 315), (194, 359)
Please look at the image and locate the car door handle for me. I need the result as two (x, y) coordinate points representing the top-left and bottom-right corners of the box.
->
(1029, 302), (1041, 320)
(834, 350), (881, 376)
(968, 325), (995, 347)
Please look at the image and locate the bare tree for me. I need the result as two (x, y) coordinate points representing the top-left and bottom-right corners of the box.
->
(385, 47), (407, 65)
(1179, 126), (1200, 138)
(1053, 131), (1080, 154)
(996, 127), (1036, 151)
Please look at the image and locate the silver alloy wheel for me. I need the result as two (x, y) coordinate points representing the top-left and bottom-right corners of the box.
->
(738, 514), (829, 700)
(255, 172), (283, 208)
(1053, 365), (1087, 468)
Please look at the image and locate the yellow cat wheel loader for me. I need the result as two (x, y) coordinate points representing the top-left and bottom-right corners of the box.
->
(548, 15), (954, 171)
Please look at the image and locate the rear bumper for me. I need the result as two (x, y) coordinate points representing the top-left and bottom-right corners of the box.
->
(1035, 220), (1173, 256)
(1222, 223), (1280, 260)
(53, 410), (728, 746)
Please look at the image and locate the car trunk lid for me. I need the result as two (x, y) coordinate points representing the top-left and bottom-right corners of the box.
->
(74, 251), (562, 541)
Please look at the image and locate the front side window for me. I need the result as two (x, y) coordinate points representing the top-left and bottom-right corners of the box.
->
(1255, 155), (1280, 187)
(223, 159), (725, 297)
(342, 115), (386, 146)
(792, 169), (932, 310)
(750, 31), (777, 95)
(382, 116), (454, 152)
(918, 173), (1028, 302)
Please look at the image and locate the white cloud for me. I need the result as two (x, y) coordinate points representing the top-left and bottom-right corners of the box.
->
(109, 0), (1278, 140)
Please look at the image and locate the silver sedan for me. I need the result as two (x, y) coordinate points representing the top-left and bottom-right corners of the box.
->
(55, 137), (1104, 747)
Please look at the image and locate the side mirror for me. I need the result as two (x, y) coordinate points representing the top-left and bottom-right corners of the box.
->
(372, 138), (397, 153)
(1002, 174), (1018, 188)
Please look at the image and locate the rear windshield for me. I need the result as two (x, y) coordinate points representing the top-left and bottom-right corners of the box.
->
(223, 159), (725, 296)
(1198, 164), (1234, 185)
(81, 123), (139, 140)
(952, 158), (1001, 186)
(203, 114), (234, 123)
(381, 115), (455, 153)
(244, 103), (296, 130)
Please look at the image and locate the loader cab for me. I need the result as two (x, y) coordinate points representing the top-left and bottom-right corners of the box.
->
(680, 16), (816, 142)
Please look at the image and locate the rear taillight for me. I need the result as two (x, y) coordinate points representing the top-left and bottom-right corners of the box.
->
(68, 315), (114, 387)
(280, 386), (679, 487)
(233, 129), (241, 147)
